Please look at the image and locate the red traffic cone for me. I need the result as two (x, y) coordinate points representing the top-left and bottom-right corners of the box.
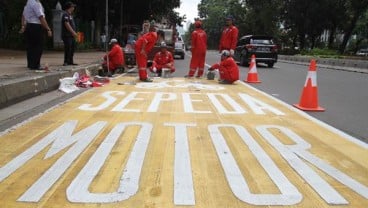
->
(244, 54), (261, 83)
(293, 59), (325, 111)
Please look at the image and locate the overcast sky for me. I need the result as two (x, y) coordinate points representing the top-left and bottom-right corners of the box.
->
(175, 0), (201, 25)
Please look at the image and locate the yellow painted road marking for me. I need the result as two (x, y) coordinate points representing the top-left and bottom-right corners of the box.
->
(0, 77), (367, 208)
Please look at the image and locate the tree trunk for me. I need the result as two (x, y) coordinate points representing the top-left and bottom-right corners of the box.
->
(328, 28), (336, 49)
(310, 35), (316, 49)
(339, 14), (359, 54)
(298, 32), (306, 50)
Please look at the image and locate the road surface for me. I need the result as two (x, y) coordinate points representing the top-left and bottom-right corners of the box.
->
(0, 51), (367, 208)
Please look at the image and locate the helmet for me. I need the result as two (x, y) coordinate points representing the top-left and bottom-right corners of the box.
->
(109, 38), (118, 45)
(221, 50), (230, 57)
(226, 15), (234, 21)
(194, 20), (202, 28)
(160, 41), (167, 48)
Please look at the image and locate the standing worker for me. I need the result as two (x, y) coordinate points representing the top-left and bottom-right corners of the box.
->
(20, 0), (52, 70)
(61, 1), (78, 66)
(135, 23), (165, 82)
(219, 16), (238, 56)
(185, 20), (207, 78)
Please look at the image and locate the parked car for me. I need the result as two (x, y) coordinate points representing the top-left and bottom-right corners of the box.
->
(356, 48), (368, 56)
(174, 36), (185, 59)
(234, 35), (278, 68)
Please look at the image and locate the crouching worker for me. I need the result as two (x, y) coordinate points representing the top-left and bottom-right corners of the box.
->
(101, 38), (125, 76)
(208, 50), (239, 84)
(149, 42), (175, 77)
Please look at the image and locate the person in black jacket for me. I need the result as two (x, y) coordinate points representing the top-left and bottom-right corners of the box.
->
(61, 1), (78, 66)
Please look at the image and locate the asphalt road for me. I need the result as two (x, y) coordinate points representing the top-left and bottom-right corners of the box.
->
(178, 51), (368, 143)
(0, 51), (367, 207)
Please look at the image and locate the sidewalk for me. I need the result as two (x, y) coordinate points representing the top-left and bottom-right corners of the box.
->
(0, 49), (105, 108)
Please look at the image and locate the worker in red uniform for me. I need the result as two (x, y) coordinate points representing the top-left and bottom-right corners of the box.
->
(150, 42), (175, 77)
(185, 20), (207, 78)
(102, 38), (125, 76)
(208, 50), (239, 84)
(135, 24), (165, 82)
(219, 16), (238, 56)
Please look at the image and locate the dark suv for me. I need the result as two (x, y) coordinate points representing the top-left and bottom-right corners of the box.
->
(234, 35), (278, 68)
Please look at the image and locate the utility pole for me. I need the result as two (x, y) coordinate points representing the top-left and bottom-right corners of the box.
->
(105, 0), (110, 75)
(105, 0), (109, 52)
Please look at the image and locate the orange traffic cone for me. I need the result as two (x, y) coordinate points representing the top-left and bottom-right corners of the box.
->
(293, 59), (325, 111)
(244, 54), (261, 83)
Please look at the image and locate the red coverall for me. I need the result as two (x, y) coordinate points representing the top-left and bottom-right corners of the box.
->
(211, 56), (239, 83)
(150, 50), (175, 74)
(219, 25), (239, 51)
(103, 44), (124, 72)
(189, 28), (207, 77)
(135, 31), (158, 79)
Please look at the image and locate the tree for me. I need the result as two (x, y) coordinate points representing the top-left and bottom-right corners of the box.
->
(0, 0), (183, 48)
(198, 0), (247, 49)
(351, 10), (368, 52)
(323, 0), (346, 49)
(244, 0), (282, 36)
(281, 0), (333, 50)
(338, 0), (368, 53)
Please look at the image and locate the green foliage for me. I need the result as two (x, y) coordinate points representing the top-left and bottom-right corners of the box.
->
(279, 47), (300, 55)
(1, 0), (367, 53)
(300, 48), (341, 58)
(0, 0), (183, 49)
(76, 41), (95, 51)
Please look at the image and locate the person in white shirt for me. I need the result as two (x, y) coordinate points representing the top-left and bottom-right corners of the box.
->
(20, 0), (52, 70)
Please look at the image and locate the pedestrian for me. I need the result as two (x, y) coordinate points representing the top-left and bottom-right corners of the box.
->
(208, 50), (239, 84)
(20, 0), (52, 70)
(101, 38), (125, 76)
(185, 20), (207, 78)
(142, 20), (150, 35)
(100, 33), (107, 50)
(150, 42), (175, 77)
(61, 1), (78, 66)
(219, 15), (238, 56)
(135, 23), (165, 82)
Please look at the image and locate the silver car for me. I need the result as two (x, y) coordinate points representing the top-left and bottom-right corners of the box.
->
(174, 36), (185, 59)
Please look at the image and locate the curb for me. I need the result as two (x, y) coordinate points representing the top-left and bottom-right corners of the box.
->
(0, 64), (100, 109)
(278, 55), (368, 74)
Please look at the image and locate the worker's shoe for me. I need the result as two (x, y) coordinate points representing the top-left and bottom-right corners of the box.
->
(184, 75), (193, 78)
(219, 79), (232, 84)
(140, 78), (153, 82)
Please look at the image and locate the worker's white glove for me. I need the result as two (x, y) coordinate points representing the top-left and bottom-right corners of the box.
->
(152, 67), (157, 73)
(230, 49), (234, 56)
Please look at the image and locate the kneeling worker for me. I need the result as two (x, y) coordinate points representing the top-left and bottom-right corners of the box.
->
(150, 42), (175, 77)
(208, 50), (239, 84)
(102, 38), (125, 76)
